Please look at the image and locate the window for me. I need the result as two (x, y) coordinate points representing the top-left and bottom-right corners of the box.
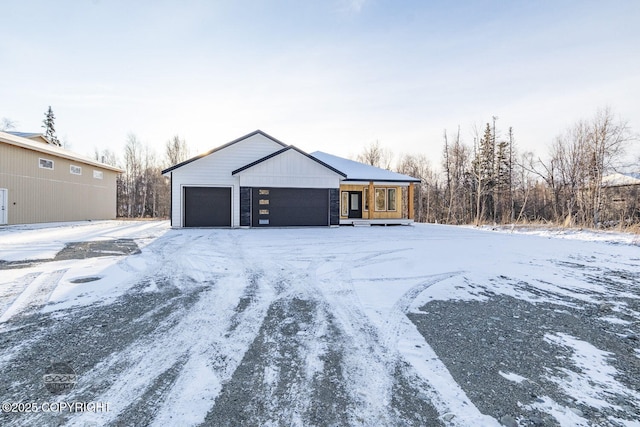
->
(259, 209), (269, 215)
(363, 188), (369, 211)
(39, 158), (54, 170)
(350, 193), (359, 210)
(93, 170), (103, 179)
(259, 199), (269, 205)
(70, 165), (82, 175)
(259, 189), (270, 195)
(375, 189), (386, 211)
(341, 192), (348, 216)
(387, 188), (397, 211)
(374, 187), (398, 211)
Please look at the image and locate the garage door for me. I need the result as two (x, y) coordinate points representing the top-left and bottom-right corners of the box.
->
(184, 187), (231, 227)
(252, 188), (329, 227)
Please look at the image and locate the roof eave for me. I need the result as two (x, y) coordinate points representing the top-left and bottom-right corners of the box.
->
(0, 132), (124, 173)
(161, 129), (288, 175)
(232, 145), (347, 177)
(342, 178), (421, 183)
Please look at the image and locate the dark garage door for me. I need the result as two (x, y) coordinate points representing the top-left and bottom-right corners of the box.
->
(184, 187), (231, 227)
(252, 188), (329, 227)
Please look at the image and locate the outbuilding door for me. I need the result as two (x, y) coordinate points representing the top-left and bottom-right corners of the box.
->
(252, 188), (329, 227)
(0, 189), (7, 225)
(183, 186), (231, 227)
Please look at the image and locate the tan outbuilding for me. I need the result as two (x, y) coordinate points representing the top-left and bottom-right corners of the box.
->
(0, 131), (122, 225)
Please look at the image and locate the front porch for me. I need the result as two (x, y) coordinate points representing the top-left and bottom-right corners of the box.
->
(339, 182), (416, 226)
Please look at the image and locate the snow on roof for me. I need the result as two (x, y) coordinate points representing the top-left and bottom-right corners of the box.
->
(0, 131), (123, 173)
(5, 131), (44, 139)
(310, 151), (420, 182)
(602, 172), (640, 187)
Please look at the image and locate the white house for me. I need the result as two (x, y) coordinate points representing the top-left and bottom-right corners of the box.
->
(161, 130), (419, 228)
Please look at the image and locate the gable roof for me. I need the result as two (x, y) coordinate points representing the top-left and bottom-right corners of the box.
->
(602, 172), (640, 187)
(161, 130), (287, 175)
(0, 131), (123, 173)
(310, 151), (421, 183)
(232, 146), (347, 177)
(5, 131), (52, 144)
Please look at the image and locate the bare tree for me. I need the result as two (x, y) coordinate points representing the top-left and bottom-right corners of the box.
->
(0, 117), (16, 131)
(93, 148), (118, 166)
(397, 153), (441, 222)
(357, 140), (393, 169)
(123, 134), (142, 217)
(441, 126), (472, 224)
(165, 135), (190, 167)
(585, 107), (632, 226)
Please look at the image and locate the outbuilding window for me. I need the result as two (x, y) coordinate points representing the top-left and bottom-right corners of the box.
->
(39, 158), (54, 170)
(93, 170), (103, 179)
(70, 165), (82, 175)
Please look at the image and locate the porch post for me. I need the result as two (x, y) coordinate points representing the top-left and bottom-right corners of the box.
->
(408, 183), (415, 220)
(368, 181), (374, 219)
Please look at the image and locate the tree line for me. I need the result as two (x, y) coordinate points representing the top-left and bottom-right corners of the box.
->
(384, 107), (637, 229)
(95, 134), (190, 219)
(99, 106), (637, 229)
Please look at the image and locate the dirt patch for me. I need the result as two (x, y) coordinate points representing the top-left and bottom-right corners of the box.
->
(0, 239), (140, 270)
(54, 239), (140, 261)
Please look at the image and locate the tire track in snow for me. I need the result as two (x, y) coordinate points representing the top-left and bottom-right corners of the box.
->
(312, 253), (449, 425)
(68, 231), (276, 427)
(203, 295), (352, 427)
(384, 272), (501, 426)
(316, 247), (499, 426)
(0, 272), (40, 321)
(0, 269), (66, 323)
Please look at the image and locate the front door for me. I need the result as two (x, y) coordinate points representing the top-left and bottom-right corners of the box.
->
(348, 191), (362, 218)
(0, 189), (7, 225)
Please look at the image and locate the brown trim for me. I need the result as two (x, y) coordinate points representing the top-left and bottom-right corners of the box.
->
(368, 181), (374, 219)
(408, 183), (415, 220)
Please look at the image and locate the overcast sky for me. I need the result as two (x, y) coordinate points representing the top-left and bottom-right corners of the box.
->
(2, 0), (639, 166)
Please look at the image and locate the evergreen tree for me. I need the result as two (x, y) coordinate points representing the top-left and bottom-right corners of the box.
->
(42, 106), (61, 146)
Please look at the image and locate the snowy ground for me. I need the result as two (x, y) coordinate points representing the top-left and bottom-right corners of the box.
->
(0, 221), (639, 426)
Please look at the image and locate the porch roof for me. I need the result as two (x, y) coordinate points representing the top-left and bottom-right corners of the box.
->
(310, 151), (420, 183)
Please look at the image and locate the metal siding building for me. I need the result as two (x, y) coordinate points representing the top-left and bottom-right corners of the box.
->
(0, 131), (122, 225)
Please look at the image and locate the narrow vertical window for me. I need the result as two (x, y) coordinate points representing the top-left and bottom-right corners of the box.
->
(375, 188), (386, 211)
(341, 192), (348, 216)
(363, 188), (369, 211)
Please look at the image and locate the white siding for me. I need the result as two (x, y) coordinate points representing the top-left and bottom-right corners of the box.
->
(170, 133), (284, 227)
(236, 149), (342, 189)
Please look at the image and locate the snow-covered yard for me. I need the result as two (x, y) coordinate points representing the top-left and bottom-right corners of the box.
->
(0, 221), (638, 426)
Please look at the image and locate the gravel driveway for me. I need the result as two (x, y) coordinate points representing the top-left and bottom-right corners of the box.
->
(0, 222), (638, 426)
